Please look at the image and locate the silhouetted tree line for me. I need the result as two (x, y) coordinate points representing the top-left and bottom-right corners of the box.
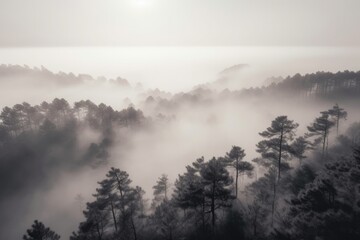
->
(0, 64), (131, 87)
(21, 103), (360, 240)
(262, 70), (360, 99)
(142, 71), (360, 113)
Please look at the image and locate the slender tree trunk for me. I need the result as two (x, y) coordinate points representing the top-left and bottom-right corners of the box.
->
(336, 113), (340, 136)
(253, 210), (257, 237)
(211, 181), (216, 230)
(202, 196), (206, 233)
(278, 128), (284, 182)
(110, 200), (118, 232)
(271, 181), (276, 228)
(235, 158), (239, 198)
(322, 128), (328, 159)
(326, 133), (329, 155)
(130, 217), (137, 240)
(115, 174), (126, 214)
(96, 224), (102, 240)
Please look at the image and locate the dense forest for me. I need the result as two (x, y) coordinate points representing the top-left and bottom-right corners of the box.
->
(0, 99), (146, 218)
(2, 0), (359, 238)
(0, 70), (359, 239)
(256, 70), (360, 99)
(141, 71), (360, 114)
(8, 100), (359, 240)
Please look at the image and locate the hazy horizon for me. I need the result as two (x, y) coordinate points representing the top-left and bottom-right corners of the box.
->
(1, 1), (360, 240)
(1, 46), (360, 93)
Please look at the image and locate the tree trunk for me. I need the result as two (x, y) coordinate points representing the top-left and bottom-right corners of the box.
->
(202, 196), (206, 233)
(278, 128), (284, 182)
(253, 211), (257, 237)
(336, 113), (340, 136)
(235, 158), (239, 198)
(110, 200), (118, 232)
(322, 128), (328, 159)
(96, 224), (102, 240)
(271, 182), (276, 228)
(130, 217), (137, 240)
(211, 181), (216, 230)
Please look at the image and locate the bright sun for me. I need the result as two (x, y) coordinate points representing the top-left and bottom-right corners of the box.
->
(134, 0), (152, 7)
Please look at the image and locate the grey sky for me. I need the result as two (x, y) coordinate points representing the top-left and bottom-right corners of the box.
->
(0, 0), (359, 47)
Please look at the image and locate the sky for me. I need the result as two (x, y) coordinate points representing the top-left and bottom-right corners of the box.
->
(0, 0), (359, 47)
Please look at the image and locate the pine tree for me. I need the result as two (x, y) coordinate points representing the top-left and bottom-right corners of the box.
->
(200, 157), (234, 229)
(173, 157), (207, 231)
(327, 104), (347, 135)
(256, 116), (299, 181)
(290, 136), (313, 165)
(306, 112), (335, 158)
(73, 168), (144, 240)
(23, 220), (60, 240)
(153, 174), (170, 204)
(225, 146), (253, 198)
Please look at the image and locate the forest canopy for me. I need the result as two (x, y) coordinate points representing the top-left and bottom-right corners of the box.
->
(7, 100), (358, 240)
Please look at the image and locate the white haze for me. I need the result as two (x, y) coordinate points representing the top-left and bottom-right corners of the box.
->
(1, 47), (360, 93)
(18, 98), (360, 240)
(1, 46), (360, 239)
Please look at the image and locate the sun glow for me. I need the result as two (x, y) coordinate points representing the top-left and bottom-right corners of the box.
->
(134, 0), (152, 8)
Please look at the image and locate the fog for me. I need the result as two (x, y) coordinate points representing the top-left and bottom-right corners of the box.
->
(1, 47), (360, 94)
(7, 98), (359, 239)
(1, 47), (360, 239)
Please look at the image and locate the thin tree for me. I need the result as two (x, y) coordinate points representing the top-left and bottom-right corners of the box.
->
(200, 157), (234, 229)
(290, 136), (313, 165)
(173, 157), (207, 231)
(306, 112), (335, 158)
(225, 146), (254, 198)
(153, 174), (170, 202)
(256, 116), (299, 182)
(327, 103), (347, 136)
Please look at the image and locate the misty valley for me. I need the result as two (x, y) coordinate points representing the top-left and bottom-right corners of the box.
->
(0, 67), (360, 240)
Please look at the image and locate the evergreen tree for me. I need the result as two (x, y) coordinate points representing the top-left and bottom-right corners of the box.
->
(200, 157), (234, 229)
(225, 146), (254, 198)
(246, 167), (278, 234)
(152, 174), (170, 206)
(73, 168), (144, 240)
(23, 220), (60, 240)
(327, 103), (347, 135)
(306, 112), (335, 158)
(152, 201), (180, 240)
(173, 157), (207, 232)
(256, 115), (299, 181)
(290, 136), (313, 165)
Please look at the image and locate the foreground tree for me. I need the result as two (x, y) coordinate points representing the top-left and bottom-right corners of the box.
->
(23, 220), (60, 240)
(152, 201), (181, 240)
(290, 136), (313, 165)
(256, 115), (299, 181)
(173, 157), (208, 234)
(225, 146), (253, 198)
(246, 167), (278, 233)
(72, 168), (144, 240)
(153, 174), (170, 205)
(276, 147), (360, 240)
(306, 112), (335, 158)
(327, 104), (347, 135)
(200, 157), (234, 229)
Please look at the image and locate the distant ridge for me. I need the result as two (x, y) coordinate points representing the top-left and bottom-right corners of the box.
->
(0, 64), (131, 87)
(219, 64), (249, 75)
